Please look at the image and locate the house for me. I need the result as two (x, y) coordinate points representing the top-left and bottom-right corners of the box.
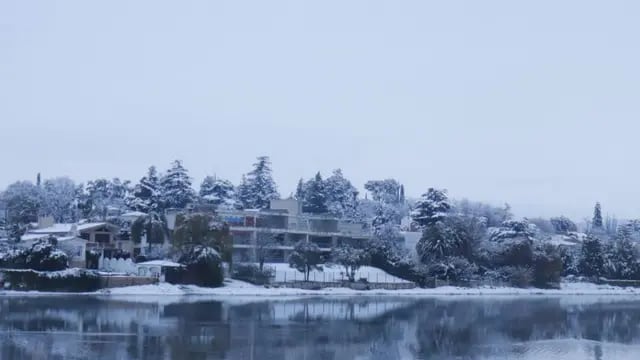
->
(22, 216), (129, 261)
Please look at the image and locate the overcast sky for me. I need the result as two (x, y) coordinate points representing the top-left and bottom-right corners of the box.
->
(2, 1), (640, 220)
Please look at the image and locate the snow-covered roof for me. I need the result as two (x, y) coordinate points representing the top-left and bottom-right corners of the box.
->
(549, 235), (581, 247)
(137, 260), (184, 268)
(28, 222), (114, 235)
(121, 211), (147, 218)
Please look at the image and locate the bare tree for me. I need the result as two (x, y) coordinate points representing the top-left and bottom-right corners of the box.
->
(256, 233), (280, 270)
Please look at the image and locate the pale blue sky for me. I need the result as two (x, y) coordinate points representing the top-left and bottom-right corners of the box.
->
(1, 1), (640, 220)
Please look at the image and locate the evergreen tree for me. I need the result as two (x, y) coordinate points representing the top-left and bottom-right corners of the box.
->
(411, 188), (451, 228)
(579, 235), (604, 277)
(294, 178), (306, 201)
(199, 176), (235, 208)
(236, 156), (279, 209)
(593, 202), (603, 229)
(160, 160), (195, 209)
(303, 172), (328, 214)
(324, 169), (359, 219)
(127, 166), (162, 213)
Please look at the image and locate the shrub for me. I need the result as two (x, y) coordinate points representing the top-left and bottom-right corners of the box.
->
(232, 263), (274, 285)
(533, 244), (563, 288)
(0, 241), (68, 271)
(168, 246), (224, 288)
(1, 269), (101, 292)
(26, 242), (68, 271)
(426, 256), (478, 284)
(499, 266), (533, 288)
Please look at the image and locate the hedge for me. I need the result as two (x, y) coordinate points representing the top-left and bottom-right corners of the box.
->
(1, 269), (101, 292)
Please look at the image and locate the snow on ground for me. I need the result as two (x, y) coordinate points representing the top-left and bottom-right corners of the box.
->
(265, 263), (411, 283)
(93, 280), (640, 297)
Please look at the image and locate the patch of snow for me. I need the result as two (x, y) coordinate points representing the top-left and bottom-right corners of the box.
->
(265, 263), (412, 284)
(137, 260), (183, 267)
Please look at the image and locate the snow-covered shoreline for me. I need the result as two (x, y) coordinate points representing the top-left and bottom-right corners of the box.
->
(3, 280), (640, 297)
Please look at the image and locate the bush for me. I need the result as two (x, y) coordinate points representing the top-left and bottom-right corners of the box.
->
(426, 256), (478, 284)
(533, 244), (563, 288)
(499, 266), (533, 288)
(0, 241), (68, 271)
(168, 246), (224, 288)
(1, 269), (101, 292)
(232, 263), (274, 285)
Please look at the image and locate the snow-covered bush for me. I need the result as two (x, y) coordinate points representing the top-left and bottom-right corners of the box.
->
(550, 216), (577, 234)
(172, 245), (224, 287)
(26, 241), (68, 271)
(0, 240), (68, 271)
(425, 256), (478, 283)
(232, 263), (274, 285)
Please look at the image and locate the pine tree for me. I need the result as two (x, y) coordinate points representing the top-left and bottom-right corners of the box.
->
(324, 169), (359, 219)
(236, 156), (279, 209)
(303, 172), (328, 214)
(160, 160), (195, 209)
(199, 176), (235, 208)
(294, 178), (306, 201)
(593, 202), (603, 229)
(411, 188), (451, 228)
(127, 166), (162, 213)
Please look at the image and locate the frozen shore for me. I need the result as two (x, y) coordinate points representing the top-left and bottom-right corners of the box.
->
(3, 280), (640, 297)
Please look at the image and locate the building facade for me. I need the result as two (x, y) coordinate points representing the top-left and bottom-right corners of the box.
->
(219, 199), (371, 263)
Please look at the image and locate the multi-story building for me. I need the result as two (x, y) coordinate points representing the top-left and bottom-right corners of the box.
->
(218, 199), (371, 263)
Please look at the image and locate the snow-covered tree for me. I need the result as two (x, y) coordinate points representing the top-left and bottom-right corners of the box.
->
(41, 177), (77, 223)
(160, 160), (195, 209)
(453, 199), (512, 228)
(550, 216), (577, 234)
(592, 202), (603, 229)
(82, 178), (131, 220)
(411, 188), (451, 228)
(131, 212), (168, 247)
(364, 179), (402, 204)
(294, 178), (306, 201)
(172, 213), (233, 265)
(416, 220), (462, 263)
(324, 169), (359, 220)
(302, 172), (328, 214)
(288, 240), (324, 281)
(603, 229), (639, 279)
(579, 235), (604, 277)
(236, 156), (279, 209)
(199, 176), (235, 208)
(333, 244), (370, 282)
(127, 166), (162, 213)
(2, 181), (42, 238)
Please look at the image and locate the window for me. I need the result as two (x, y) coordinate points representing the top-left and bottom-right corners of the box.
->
(95, 233), (111, 243)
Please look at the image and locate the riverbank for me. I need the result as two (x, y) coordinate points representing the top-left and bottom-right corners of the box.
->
(4, 279), (640, 297)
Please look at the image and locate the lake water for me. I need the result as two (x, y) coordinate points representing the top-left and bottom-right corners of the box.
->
(1, 295), (640, 359)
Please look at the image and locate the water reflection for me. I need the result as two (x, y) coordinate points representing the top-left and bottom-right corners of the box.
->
(1, 296), (640, 359)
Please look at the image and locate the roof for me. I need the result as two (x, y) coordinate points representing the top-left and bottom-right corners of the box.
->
(121, 211), (147, 218)
(28, 222), (115, 235)
(137, 260), (184, 268)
